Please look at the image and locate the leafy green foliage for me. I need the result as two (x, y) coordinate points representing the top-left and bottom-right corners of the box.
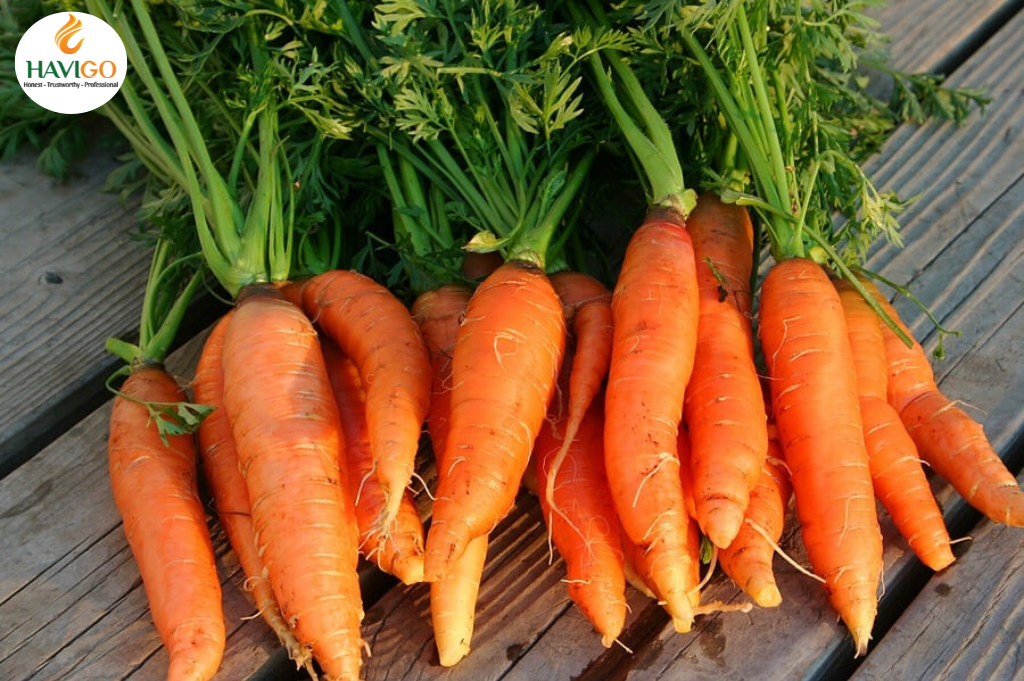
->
(0, 0), (93, 179)
(619, 0), (988, 272)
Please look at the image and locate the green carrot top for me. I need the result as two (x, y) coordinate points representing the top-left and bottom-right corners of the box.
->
(316, 0), (614, 286)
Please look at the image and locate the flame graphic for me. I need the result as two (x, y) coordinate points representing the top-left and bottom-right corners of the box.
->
(55, 14), (84, 55)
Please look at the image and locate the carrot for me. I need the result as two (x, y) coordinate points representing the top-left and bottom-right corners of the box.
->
(299, 269), (432, 534)
(193, 311), (315, 673)
(618, 512), (703, 612)
(866, 283), (1024, 527)
(677, 419), (791, 608)
(676, 423), (698, 521)
(683, 193), (769, 549)
(548, 271), (614, 431)
(543, 271), (613, 529)
(620, 529), (659, 600)
(534, 391), (627, 647)
(322, 339), (426, 585)
(758, 259), (883, 656)
(717, 425), (793, 608)
(412, 283), (488, 666)
(221, 286), (364, 681)
(424, 261), (566, 581)
(412, 284), (474, 466)
(835, 280), (954, 571)
(603, 208), (702, 633)
(108, 364), (225, 681)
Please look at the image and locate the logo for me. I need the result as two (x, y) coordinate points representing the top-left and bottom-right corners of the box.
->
(15, 12), (127, 115)
(55, 14), (85, 55)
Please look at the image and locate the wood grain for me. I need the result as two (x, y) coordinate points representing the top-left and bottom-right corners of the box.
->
(0, 148), (149, 478)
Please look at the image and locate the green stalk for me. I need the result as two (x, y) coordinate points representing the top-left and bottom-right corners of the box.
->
(735, 5), (797, 254)
(508, 148), (596, 268)
(571, 0), (694, 218)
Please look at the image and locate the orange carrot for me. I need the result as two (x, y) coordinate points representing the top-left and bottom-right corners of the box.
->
(717, 425), (792, 608)
(677, 420), (791, 608)
(412, 284), (474, 466)
(534, 391), (627, 647)
(299, 269), (432, 534)
(412, 283), (487, 666)
(867, 283), (1024, 527)
(835, 280), (954, 571)
(221, 286), (364, 681)
(603, 209), (701, 633)
(901, 392), (1024, 526)
(193, 311), (314, 673)
(683, 193), (768, 549)
(543, 271), (613, 531)
(758, 259), (882, 656)
(548, 271), (614, 430)
(108, 364), (225, 681)
(322, 339), (426, 585)
(424, 261), (565, 581)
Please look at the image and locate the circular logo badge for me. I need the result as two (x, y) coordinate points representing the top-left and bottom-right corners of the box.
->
(15, 12), (127, 115)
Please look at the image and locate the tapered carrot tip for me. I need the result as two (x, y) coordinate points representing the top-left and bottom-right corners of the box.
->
(438, 642), (471, 668)
(843, 601), (876, 657)
(391, 554), (426, 585)
(919, 545), (956, 573)
(665, 592), (696, 634)
(596, 611), (627, 648)
(703, 507), (744, 550)
(167, 623), (224, 681)
(747, 581), (782, 609)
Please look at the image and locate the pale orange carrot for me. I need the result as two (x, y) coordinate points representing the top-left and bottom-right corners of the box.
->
(758, 259), (882, 655)
(222, 285), (364, 680)
(109, 364), (225, 681)
(299, 269), (432, 534)
(683, 193), (768, 549)
(431, 535), (489, 666)
(604, 208), (701, 633)
(424, 261), (565, 581)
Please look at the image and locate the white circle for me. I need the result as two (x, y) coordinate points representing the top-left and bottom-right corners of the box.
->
(15, 12), (127, 115)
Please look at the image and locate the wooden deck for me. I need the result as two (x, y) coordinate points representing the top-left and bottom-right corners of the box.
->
(1, 1), (1021, 679)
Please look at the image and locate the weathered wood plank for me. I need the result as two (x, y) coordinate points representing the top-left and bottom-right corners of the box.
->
(851, 486), (1024, 681)
(870, 0), (1017, 73)
(0, 146), (150, 478)
(862, 20), (1024, 301)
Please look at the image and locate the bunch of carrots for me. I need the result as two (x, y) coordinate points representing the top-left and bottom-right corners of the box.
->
(69, 1), (1024, 680)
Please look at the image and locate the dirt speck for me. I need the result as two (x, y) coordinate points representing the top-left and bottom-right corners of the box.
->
(934, 582), (952, 597)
